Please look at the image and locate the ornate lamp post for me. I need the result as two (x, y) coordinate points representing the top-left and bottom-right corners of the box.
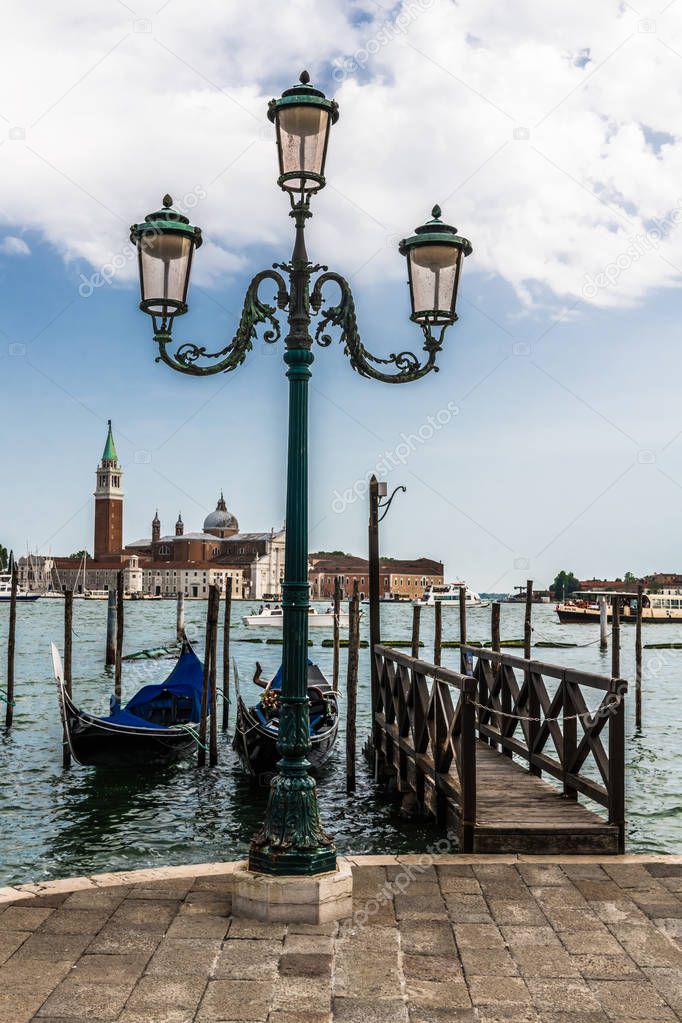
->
(130, 71), (472, 877)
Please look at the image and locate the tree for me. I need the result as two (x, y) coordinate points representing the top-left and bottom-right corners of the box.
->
(552, 570), (580, 600)
(624, 571), (637, 583)
(69, 550), (92, 560)
(0, 545), (7, 571)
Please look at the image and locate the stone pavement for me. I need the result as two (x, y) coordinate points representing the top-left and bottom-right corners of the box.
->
(1, 855), (682, 1022)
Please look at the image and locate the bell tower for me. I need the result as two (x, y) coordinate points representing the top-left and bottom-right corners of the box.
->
(94, 420), (124, 558)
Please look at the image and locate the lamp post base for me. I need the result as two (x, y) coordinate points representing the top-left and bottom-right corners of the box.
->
(248, 768), (337, 877)
(234, 857), (352, 923)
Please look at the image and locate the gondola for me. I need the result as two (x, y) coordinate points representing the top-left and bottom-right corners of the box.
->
(232, 659), (339, 781)
(51, 637), (207, 770)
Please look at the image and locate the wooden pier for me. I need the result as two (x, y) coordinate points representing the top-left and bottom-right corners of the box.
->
(373, 643), (627, 855)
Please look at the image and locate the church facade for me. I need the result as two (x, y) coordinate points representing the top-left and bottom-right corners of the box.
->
(19, 422), (285, 599)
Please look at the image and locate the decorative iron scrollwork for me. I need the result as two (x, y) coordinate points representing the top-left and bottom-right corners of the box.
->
(309, 271), (444, 384)
(154, 269), (289, 376)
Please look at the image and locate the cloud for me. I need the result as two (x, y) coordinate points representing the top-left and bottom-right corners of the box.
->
(0, 0), (680, 310)
(0, 236), (30, 256)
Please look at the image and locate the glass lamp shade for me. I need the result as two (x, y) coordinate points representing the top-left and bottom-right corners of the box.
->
(130, 195), (202, 322)
(399, 206), (472, 325)
(268, 72), (339, 196)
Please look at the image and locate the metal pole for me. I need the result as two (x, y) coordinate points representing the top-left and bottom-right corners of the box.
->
(105, 589), (116, 666)
(599, 596), (608, 652)
(368, 475), (381, 746)
(176, 590), (185, 643)
(249, 205), (335, 876)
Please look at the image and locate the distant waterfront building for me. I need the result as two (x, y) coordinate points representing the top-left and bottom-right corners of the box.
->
(308, 553), (444, 601)
(19, 422), (285, 599)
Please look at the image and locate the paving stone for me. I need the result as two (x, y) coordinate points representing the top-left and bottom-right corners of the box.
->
(511, 944), (580, 978)
(435, 864), (475, 878)
(403, 952), (462, 980)
(646, 865), (682, 879)
(213, 939), (281, 979)
(39, 909), (112, 935)
(197, 978), (274, 1021)
(61, 890), (128, 911)
(459, 947), (519, 977)
(118, 1011), (197, 1023)
(655, 917), (682, 939)
(515, 864), (569, 887)
(559, 928), (625, 955)
(287, 920), (338, 936)
(190, 875), (234, 894)
(165, 913), (230, 938)
(271, 975), (331, 1011)
(610, 923), (682, 967)
(333, 952), (401, 997)
(501, 925), (564, 950)
(36, 979), (135, 1019)
(267, 1012), (331, 1023)
(603, 864), (662, 889)
(561, 864), (609, 881)
(467, 974), (532, 1007)
(637, 900), (682, 919)
(531, 885), (589, 908)
(0, 930), (30, 963)
(227, 918), (286, 940)
(283, 932), (333, 953)
(480, 882), (533, 902)
(588, 979), (677, 1019)
(0, 906), (54, 930)
(436, 876), (482, 895)
(279, 950), (332, 976)
(591, 900), (649, 926)
(526, 976), (602, 1013)
(643, 967), (682, 1013)
(444, 893), (493, 923)
(488, 899), (547, 926)
(574, 880), (625, 902)
(146, 937), (222, 976)
(660, 877), (682, 892)
(180, 892), (231, 916)
(540, 905), (608, 932)
(86, 924), (163, 955)
(453, 923), (506, 950)
(474, 1009), (539, 1023)
(336, 923), (399, 953)
(122, 974), (207, 1016)
(395, 894), (447, 920)
(405, 978), (472, 1008)
(68, 952), (149, 982)
(0, 955), (72, 990)
(126, 880), (194, 899)
(332, 997), (408, 1022)
(572, 953), (642, 979)
(399, 923), (455, 955)
(0, 987), (53, 1023)
(107, 899), (179, 932)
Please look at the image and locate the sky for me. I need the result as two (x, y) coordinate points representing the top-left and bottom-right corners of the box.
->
(1, 0), (682, 592)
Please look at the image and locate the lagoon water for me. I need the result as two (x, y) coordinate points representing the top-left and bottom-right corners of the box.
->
(0, 598), (680, 886)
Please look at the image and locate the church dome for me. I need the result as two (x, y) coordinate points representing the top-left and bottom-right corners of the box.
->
(203, 492), (238, 535)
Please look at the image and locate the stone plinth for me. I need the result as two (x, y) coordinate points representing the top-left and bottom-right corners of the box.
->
(232, 856), (353, 923)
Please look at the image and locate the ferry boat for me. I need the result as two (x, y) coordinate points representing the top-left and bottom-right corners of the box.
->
(242, 604), (351, 628)
(556, 589), (682, 624)
(413, 583), (488, 609)
(0, 572), (40, 602)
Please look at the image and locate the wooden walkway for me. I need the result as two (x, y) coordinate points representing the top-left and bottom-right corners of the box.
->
(373, 644), (627, 855)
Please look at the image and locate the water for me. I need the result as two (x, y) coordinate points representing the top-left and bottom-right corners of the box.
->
(0, 599), (679, 885)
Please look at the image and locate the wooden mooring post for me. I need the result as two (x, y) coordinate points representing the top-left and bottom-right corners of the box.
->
(114, 570), (124, 707)
(635, 584), (643, 729)
(198, 585), (219, 767)
(5, 565), (17, 729)
(222, 578), (232, 732)
(611, 596), (621, 678)
(346, 581), (360, 793)
(209, 585), (219, 767)
(459, 585), (467, 673)
(524, 580), (540, 776)
(63, 590), (73, 768)
(332, 576), (341, 692)
(105, 589), (116, 667)
(411, 605), (421, 658)
(176, 590), (185, 643)
(434, 600), (442, 667)
(599, 596), (608, 652)
(524, 579), (533, 659)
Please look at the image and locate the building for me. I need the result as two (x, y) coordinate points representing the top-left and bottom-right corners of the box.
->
(19, 422), (285, 599)
(308, 553), (444, 601)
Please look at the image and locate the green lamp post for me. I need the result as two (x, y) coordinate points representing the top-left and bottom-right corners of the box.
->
(130, 71), (472, 877)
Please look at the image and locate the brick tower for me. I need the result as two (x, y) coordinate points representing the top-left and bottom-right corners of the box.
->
(94, 420), (124, 558)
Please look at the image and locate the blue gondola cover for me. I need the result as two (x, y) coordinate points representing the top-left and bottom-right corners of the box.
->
(104, 646), (206, 728)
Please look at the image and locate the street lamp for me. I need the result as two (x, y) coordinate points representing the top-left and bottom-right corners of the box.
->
(130, 71), (472, 878)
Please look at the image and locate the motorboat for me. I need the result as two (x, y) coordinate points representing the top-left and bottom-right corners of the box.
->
(413, 583), (488, 608)
(242, 603), (351, 628)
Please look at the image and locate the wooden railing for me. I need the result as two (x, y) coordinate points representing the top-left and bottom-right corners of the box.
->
(374, 644), (477, 850)
(374, 643), (628, 853)
(462, 645), (627, 852)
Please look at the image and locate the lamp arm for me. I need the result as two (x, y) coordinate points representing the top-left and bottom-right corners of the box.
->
(309, 271), (447, 384)
(154, 269), (289, 376)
